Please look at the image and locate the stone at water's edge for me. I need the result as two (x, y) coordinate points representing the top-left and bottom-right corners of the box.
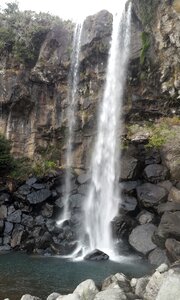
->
(84, 249), (109, 261)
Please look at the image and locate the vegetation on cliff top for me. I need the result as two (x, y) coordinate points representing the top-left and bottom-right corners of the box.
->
(0, 2), (66, 67)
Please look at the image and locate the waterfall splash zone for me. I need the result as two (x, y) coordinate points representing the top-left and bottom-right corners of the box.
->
(82, 1), (132, 259)
(57, 22), (83, 225)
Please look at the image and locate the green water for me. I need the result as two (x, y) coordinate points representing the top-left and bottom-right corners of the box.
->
(0, 252), (152, 299)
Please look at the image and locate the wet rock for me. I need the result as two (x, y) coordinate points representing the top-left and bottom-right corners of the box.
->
(84, 249), (109, 261)
(77, 172), (91, 184)
(51, 241), (77, 255)
(112, 215), (137, 240)
(7, 210), (22, 223)
(121, 181), (141, 195)
(165, 238), (180, 261)
(148, 248), (169, 266)
(144, 149), (161, 165)
(78, 184), (89, 195)
(143, 164), (169, 183)
(0, 245), (11, 251)
(120, 155), (139, 180)
(94, 289), (126, 300)
(4, 222), (13, 234)
(26, 177), (37, 186)
(55, 198), (64, 209)
(73, 279), (99, 300)
(121, 195), (137, 213)
(0, 205), (7, 219)
(156, 211), (180, 242)
(168, 187), (180, 203)
(36, 232), (52, 250)
(136, 183), (168, 208)
(137, 210), (154, 225)
(27, 189), (52, 204)
(21, 214), (34, 228)
(35, 216), (45, 226)
(157, 202), (180, 214)
(129, 224), (157, 255)
(69, 194), (84, 211)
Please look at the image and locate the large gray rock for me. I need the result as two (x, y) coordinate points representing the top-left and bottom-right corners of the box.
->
(7, 210), (22, 223)
(84, 249), (109, 261)
(129, 224), (157, 255)
(11, 225), (24, 248)
(77, 172), (91, 185)
(121, 195), (137, 212)
(102, 273), (131, 293)
(47, 293), (61, 300)
(157, 202), (180, 214)
(21, 295), (41, 300)
(137, 210), (154, 225)
(120, 155), (139, 180)
(73, 279), (99, 300)
(4, 222), (13, 234)
(148, 248), (169, 266)
(134, 276), (150, 298)
(136, 183), (168, 208)
(27, 189), (51, 204)
(156, 211), (180, 241)
(156, 270), (180, 300)
(144, 270), (167, 300)
(143, 164), (169, 183)
(57, 294), (80, 300)
(0, 205), (7, 219)
(168, 187), (180, 203)
(165, 238), (180, 261)
(94, 289), (127, 300)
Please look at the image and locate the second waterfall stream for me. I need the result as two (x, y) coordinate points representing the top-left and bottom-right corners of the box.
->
(82, 1), (132, 258)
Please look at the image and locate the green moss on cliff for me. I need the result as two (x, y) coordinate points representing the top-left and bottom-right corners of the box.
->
(140, 32), (150, 65)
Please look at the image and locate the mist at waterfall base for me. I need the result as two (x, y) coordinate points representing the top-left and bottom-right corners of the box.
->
(0, 252), (152, 300)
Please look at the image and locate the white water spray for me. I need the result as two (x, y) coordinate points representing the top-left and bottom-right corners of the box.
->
(83, 1), (132, 257)
(57, 22), (83, 225)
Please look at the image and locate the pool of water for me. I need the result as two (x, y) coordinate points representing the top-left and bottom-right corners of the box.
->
(0, 252), (153, 299)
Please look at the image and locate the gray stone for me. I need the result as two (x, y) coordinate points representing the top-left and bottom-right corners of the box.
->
(69, 194), (84, 210)
(21, 214), (34, 228)
(3, 234), (11, 245)
(157, 202), (180, 214)
(0, 245), (11, 251)
(7, 210), (22, 223)
(47, 293), (61, 300)
(42, 203), (54, 218)
(144, 270), (167, 300)
(0, 220), (4, 233)
(55, 198), (64, 208)
(136, 183), (168, 208)
(168, 187), (180, 203)
(144, 164), (169, 183)
(11, 226), (24, 248)
(4, 222), (13, 234)
(94, 289), (127, 300)
(21, 295), (41, 300)
(158, 181), (173, 192)
(0, 205), (7, 219)
(145, 149), (161, 165)
(27, 189), (51, 204)
(0, 193), (10, 203)
(18, 184), (31, 195)
(102, 273), (131, 293)
(84, 249), (109, 261)
(32, 183), (45, 190)
(73, 279), (99, 300)
(57, 294), (80, 300)
(26, 177), (37, 186)
(165, 238), (180, 261)
(8, 205), (15, 215)
(129, 224), (157, 255)
(137, 210), (154, 225)
(156, 263), (168, 273)
(78, 184), (89, 195)
(121, 195), (137, 212)
(77, 172), (91, 184)
(156, 270), (180, 300)
(120, 155), (139, 180)
(148, 248), (169, 266)
(135, 277), (150, 298)
(121, 181), (141, 195)
(156, 211), (180, 241)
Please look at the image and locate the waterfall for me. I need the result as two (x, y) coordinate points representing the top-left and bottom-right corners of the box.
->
(83, 1), (132, 257)
(57, 22), (83, 225)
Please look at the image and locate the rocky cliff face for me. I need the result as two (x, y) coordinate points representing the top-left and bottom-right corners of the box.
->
(0, 1), (179, 169)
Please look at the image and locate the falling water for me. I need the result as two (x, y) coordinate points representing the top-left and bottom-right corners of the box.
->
(57, 22), (83, 225)
(83, 1), (132, 257)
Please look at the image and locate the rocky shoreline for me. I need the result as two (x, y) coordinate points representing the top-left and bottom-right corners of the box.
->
(3, 262), (179, 300)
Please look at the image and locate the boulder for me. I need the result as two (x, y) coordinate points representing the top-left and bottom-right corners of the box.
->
(94, 289), (126, 300)
(0, 193), (10, 203)
(143, 164), (169, 183)
(21, 214), (34, 228)
(4, 222), (13, 234)
(120, 181), (141, 195)
(144, 149), (161, 165)
(168, 187), (180, 203)
(129, 224), (157, 255)
(73, 279), (99, 300)
(158, 181), (173, 192)
(137, 210), (154, 225)
(41, 203), (54, 218)
(157, 202), (180, 214)
(57, 294), (80, 300)
(136, 183), (168, 208)
(32, 183), (46, 190)
(84, 249), (109, 261)
(47, 293), (61, 300)
(156, 211), (180, 242)
(18, 184), (31, 196)
(77, 172), (91, 185)
(148, 248), (169, 266)
(21, 295), (41, 300)
(11, 225), (24, 248)
(120, 195), (137, 213)
(134, 276), (150, 298)
(144, 270), (167, 300)
(120, 155), (139, 180)
(78, 184), (89, 195)
(156, 269), (180, 300)
(26, 177), (37, 186)
(102, 273), (131, 293)
(7, 210), (22, 223)
(0, 205), (7, 219)
(165, 238), (180, 261)
(27, 189), (51, 204)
